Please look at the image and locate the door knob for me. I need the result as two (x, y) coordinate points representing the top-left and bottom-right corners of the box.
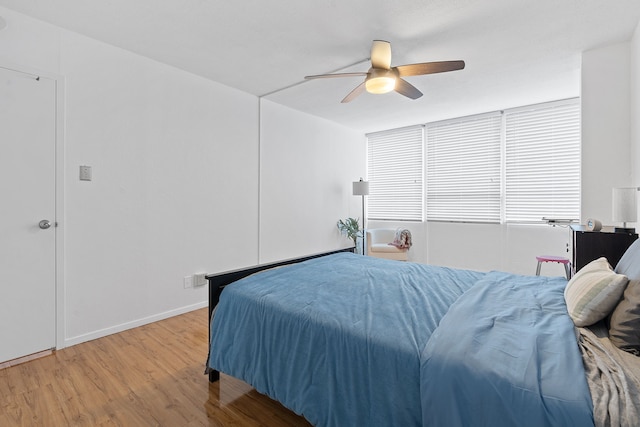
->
(39, 220), (51, 229)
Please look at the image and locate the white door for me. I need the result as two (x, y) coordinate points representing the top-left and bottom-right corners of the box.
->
(0, 67), (56, 363)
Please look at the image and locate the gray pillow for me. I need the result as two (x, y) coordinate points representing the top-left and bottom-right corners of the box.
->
(609, 280), (640, 356)
(615, 238), (640, 280)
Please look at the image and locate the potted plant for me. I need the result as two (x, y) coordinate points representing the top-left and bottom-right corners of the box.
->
(337, 217), (362, 251)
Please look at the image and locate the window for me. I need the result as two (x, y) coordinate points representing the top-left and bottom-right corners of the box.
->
(366, 98), (580, 224)
(505, 99), (581, 222)
(426, 113), (502, 223)
(366, 126), (423, 221)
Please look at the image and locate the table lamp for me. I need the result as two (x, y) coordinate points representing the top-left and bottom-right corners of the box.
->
(612, 187), (638, 233)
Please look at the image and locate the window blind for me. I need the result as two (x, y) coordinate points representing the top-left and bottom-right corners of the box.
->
(505, 99), (581, 222)
(426, 113), (502, 223)
(366, 126), (424, 221)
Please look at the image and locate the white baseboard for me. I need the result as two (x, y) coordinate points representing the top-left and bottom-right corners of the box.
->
(62, 300), (208, 348)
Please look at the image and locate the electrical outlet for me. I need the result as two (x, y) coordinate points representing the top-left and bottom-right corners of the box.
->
(193, 273), (207, 287)
(183, 275), (193, 289)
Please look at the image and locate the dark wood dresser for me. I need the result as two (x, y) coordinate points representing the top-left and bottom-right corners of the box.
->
(571, 224), (638, 272)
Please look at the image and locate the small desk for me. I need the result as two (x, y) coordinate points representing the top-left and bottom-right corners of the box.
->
(571, 225), (638, 272)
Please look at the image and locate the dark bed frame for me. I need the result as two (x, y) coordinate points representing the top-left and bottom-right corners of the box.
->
(205, 247), (355, 382)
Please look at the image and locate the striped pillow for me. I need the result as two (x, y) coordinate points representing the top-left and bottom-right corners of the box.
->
(564, 257), (629, 327)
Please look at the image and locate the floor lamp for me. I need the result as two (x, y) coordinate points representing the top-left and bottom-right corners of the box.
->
(352, 178), (369, 255)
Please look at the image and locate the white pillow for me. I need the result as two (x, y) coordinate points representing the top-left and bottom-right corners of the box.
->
(564, 257), (629, 327)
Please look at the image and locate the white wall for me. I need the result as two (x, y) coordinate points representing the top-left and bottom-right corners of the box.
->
(581, 42), (633, 225)
(259, 99), (365, 263)
(426, 223), (572, 275)
(60, 34), (262, 344)
(0, 7), (362, 347)
(368, 220), (571, 276)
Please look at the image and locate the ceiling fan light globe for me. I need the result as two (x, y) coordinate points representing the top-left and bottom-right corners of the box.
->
(365, 76), (396, 94)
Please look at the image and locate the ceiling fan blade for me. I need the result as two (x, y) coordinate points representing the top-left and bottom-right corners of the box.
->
(341, 82), (366, 103)
(395, 60), (465, 77)
(305, 72), (368, 80)
(371, 40), (392, 70)
(395, 78), (423, 100)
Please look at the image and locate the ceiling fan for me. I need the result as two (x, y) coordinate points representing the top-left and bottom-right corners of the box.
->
(305, 40), (465, 103)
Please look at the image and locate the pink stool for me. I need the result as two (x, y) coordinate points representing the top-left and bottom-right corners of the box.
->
(536, 255), (571, 280)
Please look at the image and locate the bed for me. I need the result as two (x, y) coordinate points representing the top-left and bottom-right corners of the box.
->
(205, 244), (640, 427)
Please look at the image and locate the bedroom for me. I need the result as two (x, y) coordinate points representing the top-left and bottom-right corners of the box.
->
(1, 0), (640, 425)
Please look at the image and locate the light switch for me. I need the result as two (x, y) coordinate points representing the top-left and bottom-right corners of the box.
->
(183, 276), (193, 289)
(79, 165), (92, 181)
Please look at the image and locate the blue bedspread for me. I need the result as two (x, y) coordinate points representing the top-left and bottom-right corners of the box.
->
(421, 271), (594, 427)
(208, 253), (483, 426)
(208, 254), (594, 426)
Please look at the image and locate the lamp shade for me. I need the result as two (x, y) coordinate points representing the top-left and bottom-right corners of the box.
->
(365, 77), (396, 94)
(612, 187), (638, 223)
(365, 69), (396, 94)
(353, 180), (369, 196)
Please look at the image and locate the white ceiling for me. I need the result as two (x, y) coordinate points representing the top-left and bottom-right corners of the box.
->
(1, 0), (639, 133)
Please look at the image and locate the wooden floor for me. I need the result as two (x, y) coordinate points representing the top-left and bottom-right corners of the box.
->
(0, 308), (312, 426)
